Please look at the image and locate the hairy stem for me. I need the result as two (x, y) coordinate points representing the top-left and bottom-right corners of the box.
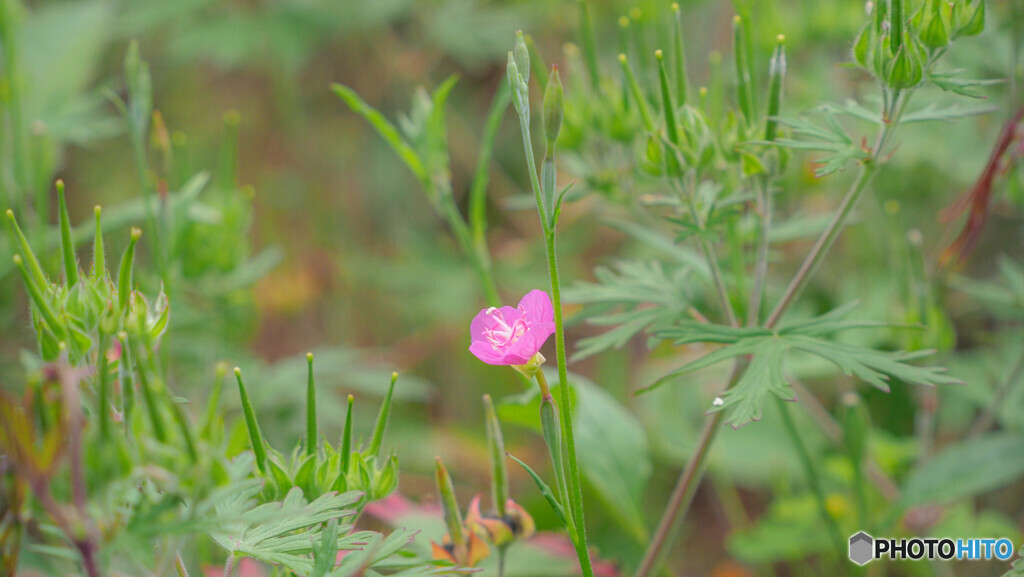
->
(775, 397), (846, 567)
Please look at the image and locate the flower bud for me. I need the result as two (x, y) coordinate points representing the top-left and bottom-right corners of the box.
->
(514, 30), (530, 86)
(506, 52), (521, 97)
(954, 0), (984, 37)
(886, 33), (923, 89)
(543, 66), (564, 147)
(919, 0), (949, 48)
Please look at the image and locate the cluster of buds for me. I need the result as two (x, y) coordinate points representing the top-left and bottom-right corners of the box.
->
(6, 182), (167, 366)
(431, 396), (535, 566)
(853, 0), (984, 90)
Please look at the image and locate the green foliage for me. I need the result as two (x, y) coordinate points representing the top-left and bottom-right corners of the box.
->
(645, 304), (962, 427)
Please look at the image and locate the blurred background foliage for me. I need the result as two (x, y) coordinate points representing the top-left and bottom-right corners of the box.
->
(2, 0), (1023, 574)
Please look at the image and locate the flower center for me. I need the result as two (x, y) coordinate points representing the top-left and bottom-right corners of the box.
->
(483, 307), (529, 349)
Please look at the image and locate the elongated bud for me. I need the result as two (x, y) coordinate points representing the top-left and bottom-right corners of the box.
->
(733, 15), (755, 124)
(764, 35), (786, 142)
(514, 31), (530, 87)
(6, 210), (49, 290)
(889, 0), (904, 53)
(435, 457), (466, 546)
(656, 50), (682, 175)
(543, 66), (564, 148)
(671, 3), (688, 105)
(92, 206), (105, 280)
(577, 0), (600, 90)
(539, 394), (568, 504)
(56, 180), (79, 286)
(506, 52), (520, 95)
(341, 394), (354, 473)
(368, 372), (398, 458)
(483, 395), (510, 517)
(305, 352), (317, 456)
(13, 255), (67, 341)
(619, 54), (655, 131)
(235, 367), (268, 474)
(118, 228), (142, 312)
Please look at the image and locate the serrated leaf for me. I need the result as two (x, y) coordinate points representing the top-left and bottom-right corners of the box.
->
(644, 305), (962, 427)
(900, 102), (997, 124)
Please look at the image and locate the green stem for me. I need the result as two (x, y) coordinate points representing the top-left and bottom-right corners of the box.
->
(632, 358), (746, 577)
(775, 397), (846, 567)
(544, 229), (594, 577)
(636, 89), (913, 577)
(306, 353), (317, 456)
(764, 90), (905, 329)
(747, 175), (773, 326)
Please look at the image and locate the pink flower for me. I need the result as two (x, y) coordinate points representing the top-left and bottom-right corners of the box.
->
(469, 290), (555, 366)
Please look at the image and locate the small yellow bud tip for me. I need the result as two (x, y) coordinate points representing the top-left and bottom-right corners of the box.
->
(655, 49), (664, 59)
(618, 53), (628, 63)
(58, 342), (67, 351)
(306, 352), (313, 361)
(619, 16), (629, 27)
(56, 179), (64, 189)
(234, 367), (242, 376)
(13, 255), (22, 265)
(392, 372), (398, 379)
(5, 209), (13, 218)
(733, 15), (741, 24)
(347, 394), (354, 403)
(131, 228), (142, 240)
(777, 34), (786, 43)
(671, 2), (679, 10)
(94, 206), (102, 216)
(483, 394), (492, 402)
(224, 110), (240, 125)
(629, 7), (641, 19)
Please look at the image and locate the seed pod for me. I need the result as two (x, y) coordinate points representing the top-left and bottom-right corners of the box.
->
(889, 0), (904, 54)
(619, 54), (655, 131)
(732, 15), (755, 124)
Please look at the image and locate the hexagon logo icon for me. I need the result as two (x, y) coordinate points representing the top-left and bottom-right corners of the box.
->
(849, 532), (874, 565)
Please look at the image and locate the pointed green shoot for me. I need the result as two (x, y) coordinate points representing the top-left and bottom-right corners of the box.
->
(341, 394), (354, 473)
(306, 352), (317, 457)
(368, 372), (398, 458)
(577, 0), (600, 90)
(619, 54), (655, 131)
(234, 367), (268, 474)
(656, 50), (682, 176)
(92, 206), (105, 280)
(118, 228), (141, 312)
(55, 180), (79, 286)
(203, 362), (227, 436)
(13, 255), (66, 341)
(435, 457), (466, 546)
(765, 35), (787, 142)
(672, 4), (688, 105)
(6, 209), (49, 289)
(483, 394), (510, 517)
(540, 394), (569, 516)
(97, 332), (112, 439)
(733, 15), (755, 124)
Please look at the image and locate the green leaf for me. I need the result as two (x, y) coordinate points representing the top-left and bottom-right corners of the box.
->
(507, 453), (570, 530)
(210, 486), (362, 574)
(564, 260), (694, 360)
(571, 374), (652, 542)
(901, 433), (1024, 508)
(645, 304), (962, 427)
(332, 83), (427, 186)
(710, 338), (793, 428)
(773, 113), (870, 176)
(900, 102), (997, 124)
